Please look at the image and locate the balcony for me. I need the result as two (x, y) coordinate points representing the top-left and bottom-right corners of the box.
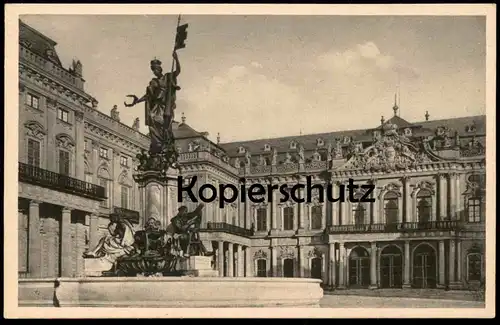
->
(327, 220), (461, 234)
(18, 162), (106, 201)
(201, 222), (254, 237)
(111, 206), (141, 224)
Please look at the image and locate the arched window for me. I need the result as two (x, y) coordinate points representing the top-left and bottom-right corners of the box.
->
(256, 207), (267, 231)
(256, 259), (267, 277)
(311, 205), (322, 229)
(384, 192), (399, 224)
(467, 253), (482, 281)
(283, 206), (294, 230)
(352, 202), (366, 225)
(417, 189), (432, 223)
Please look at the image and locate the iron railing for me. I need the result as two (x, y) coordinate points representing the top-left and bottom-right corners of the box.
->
(111, 206), (141, 224)
(201, 222), (254, 237)
(19, 162), (106, 200)
(327, 220), (461, 234)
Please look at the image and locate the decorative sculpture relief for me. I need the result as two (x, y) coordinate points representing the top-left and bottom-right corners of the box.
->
(278, 246), (295, 259)
(24, 121), (46, 140)
(307, 247), (322, 259)
(55, 133), (75, 150)
(342, 123), (433, 172)
(253, 249), (268, 260)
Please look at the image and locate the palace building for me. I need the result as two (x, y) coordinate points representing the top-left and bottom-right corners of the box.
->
(18, 20), (486, 291)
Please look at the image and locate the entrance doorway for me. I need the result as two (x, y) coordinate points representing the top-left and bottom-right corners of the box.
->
(311, 257), (322, 279)
(283, 258), (294, 278)
(380, 245), (403, 288)
(413, 244), (437, 288)
(349, 247), (370, 288)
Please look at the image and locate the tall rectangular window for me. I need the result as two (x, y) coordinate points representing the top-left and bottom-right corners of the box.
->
(57, 108), (69, 123)
(99, 178), (109, 207)
(311, 205), (323, 229)
(256, 208), (267, 231)
(121, 186), (129, 209)
(99, 147), (109, 159)
(256, 259), (267, 277)
(27, 139), (41, 167)
(120, 156), (129, 167)
(25, 93), (39, 109)
(283, 207), (294, 231)
(467, 198), (482, 223)
(58, 150), (70, 175)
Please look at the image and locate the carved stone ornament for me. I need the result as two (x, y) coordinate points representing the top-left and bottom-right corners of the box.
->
(55, 134), (75, 150)
(460, 137), (485, 157)
(75, 111), (84, 122)
(341, 123), (432, 172)
(411, 181), (436, 197)
(24, 121), (46, 140)
(278, 246), (295, 259)
(253, 249), (268, 260)
(307, 247), (322, 259)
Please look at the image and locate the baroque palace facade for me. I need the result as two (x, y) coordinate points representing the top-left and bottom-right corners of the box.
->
(18, 20), (486, 290)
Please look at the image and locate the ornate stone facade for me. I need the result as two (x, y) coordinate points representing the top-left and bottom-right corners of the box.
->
(18, 21), (486, 291)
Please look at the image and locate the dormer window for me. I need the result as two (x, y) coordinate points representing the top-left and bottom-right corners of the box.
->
(373, 130), (381, 139)
(343, 136), (350, 144)
(466, 125), (477, 133)
(316, 138), (324, 147)
(289, 141), (297, 150)
(263, 144), (271, 152)
(238, 146), (246, 154)
(404, 128), (412, 136)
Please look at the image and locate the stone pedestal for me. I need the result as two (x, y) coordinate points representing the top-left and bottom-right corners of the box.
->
(133, 168), (179, 228)
(177, 256), (218, 277)
(83, 258), (113, 277)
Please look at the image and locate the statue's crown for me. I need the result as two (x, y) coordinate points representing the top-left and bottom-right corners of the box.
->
(150, 58), (162, 67)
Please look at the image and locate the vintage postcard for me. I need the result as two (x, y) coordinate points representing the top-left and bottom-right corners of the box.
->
(4, 3), (496, 319)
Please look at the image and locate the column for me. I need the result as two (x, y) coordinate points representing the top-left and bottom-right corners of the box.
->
(245, 198), (251, 229)
(403, 241), (411, 288)
(369, 242), (378, 289)
(28, 200), (42, 277)
(403, 177), (411, 223)
(338, 242), (346, 289)
(448, 239), (456, 283)
(371, 180), (378, 224)
(271, 183), (277, 231)
(237, 245), (244, 277)
(218, 241), (224, 277)
(74, 111), (85, 180)
(298, 246), (305, 278)
(298, 186), (305, 230)
(227, 243), (234, 277)
(331, 180), (339, 225)
(88, 214), (99, 249)
(244, 247), (252, 277)
(456, 240), (462, 284)
(271, 246), (278, 277)
(60, 207), (73, 277)
(328, 242), (336, 287)
(438, 174), (448, 220)
(438, 240), (446, 287)
(449, 173), (457, 220)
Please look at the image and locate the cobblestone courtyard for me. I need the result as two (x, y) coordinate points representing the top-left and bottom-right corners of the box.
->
(320, 295), (485, 308)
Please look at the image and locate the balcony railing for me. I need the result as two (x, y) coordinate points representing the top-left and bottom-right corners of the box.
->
(19, 162), (106, 201)
(327, 221), (460, 234)
(201, 222), (254, 237)
(111, 206), (141, 224)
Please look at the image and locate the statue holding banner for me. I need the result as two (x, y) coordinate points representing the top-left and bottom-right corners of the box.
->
(125, 17), (189, 173)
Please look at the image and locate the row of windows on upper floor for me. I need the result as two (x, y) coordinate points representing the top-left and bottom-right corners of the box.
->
(25, 93), (135, 168)
(27, 137), (135, 211)
(250, 190), (483, 232)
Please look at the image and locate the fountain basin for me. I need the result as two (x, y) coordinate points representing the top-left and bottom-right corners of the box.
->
(19, 277), (323, 308)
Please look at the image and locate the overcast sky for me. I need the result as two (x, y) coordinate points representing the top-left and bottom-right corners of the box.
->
(20, 15), (486, 143)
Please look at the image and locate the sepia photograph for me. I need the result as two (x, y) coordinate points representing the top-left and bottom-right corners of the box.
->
(4, 4), (495, 319)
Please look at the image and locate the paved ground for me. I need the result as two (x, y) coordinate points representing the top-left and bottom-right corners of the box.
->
(319, 294), (485, 308)
(323, 288), (482, 301)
